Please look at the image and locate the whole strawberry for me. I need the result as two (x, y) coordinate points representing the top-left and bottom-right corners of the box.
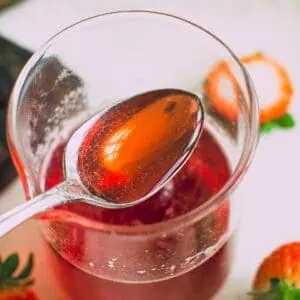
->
(0, 253), (39, 300)
(250, 242), (300, 299)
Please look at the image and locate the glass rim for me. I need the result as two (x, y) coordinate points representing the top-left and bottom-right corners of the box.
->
(8, 10), (260, 234)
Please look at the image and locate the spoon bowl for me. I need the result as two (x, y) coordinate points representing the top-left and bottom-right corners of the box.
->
(65, 89), (205, 209)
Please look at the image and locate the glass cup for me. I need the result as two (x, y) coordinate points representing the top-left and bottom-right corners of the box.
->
(7, 11), (259, 300)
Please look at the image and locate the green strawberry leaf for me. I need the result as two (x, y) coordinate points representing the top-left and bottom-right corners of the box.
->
(2, 253), (19, 278)
(16, 252), (34, 280)
(0, 278), (34, 289)
(23, 279), (35, 287)
(274, 113), (296, 129)
(0, 267), (4, 282)
(248, 278), (300, 300)
(260, 122), (276, 133)
(1, 277), (20, 289)
(260, 113), (296, 134)
(0, 253), (35, 290)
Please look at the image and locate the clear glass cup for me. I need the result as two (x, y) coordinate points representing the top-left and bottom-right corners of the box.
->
(7, 11), (259, 300)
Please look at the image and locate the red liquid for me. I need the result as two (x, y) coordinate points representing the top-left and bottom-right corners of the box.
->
(42, 129), (233, 300)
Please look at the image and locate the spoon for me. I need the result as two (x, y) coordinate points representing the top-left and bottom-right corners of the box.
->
(0, 89), (204, 237)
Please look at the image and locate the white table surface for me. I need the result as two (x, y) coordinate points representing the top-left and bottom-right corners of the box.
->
(1, 1), (300, 299)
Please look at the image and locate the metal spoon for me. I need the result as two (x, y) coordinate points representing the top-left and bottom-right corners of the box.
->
(0, 89), (204, 237)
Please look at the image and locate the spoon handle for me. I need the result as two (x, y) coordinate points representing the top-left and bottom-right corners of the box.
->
(0, 181), (75, 238)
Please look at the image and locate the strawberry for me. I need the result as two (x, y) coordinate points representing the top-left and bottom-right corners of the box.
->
(0, 289), (37, 300)
(0, 253), (39, 300)
(250, 242), (300, 299)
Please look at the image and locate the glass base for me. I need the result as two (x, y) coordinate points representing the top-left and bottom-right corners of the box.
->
(46, 233), (235, 300)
